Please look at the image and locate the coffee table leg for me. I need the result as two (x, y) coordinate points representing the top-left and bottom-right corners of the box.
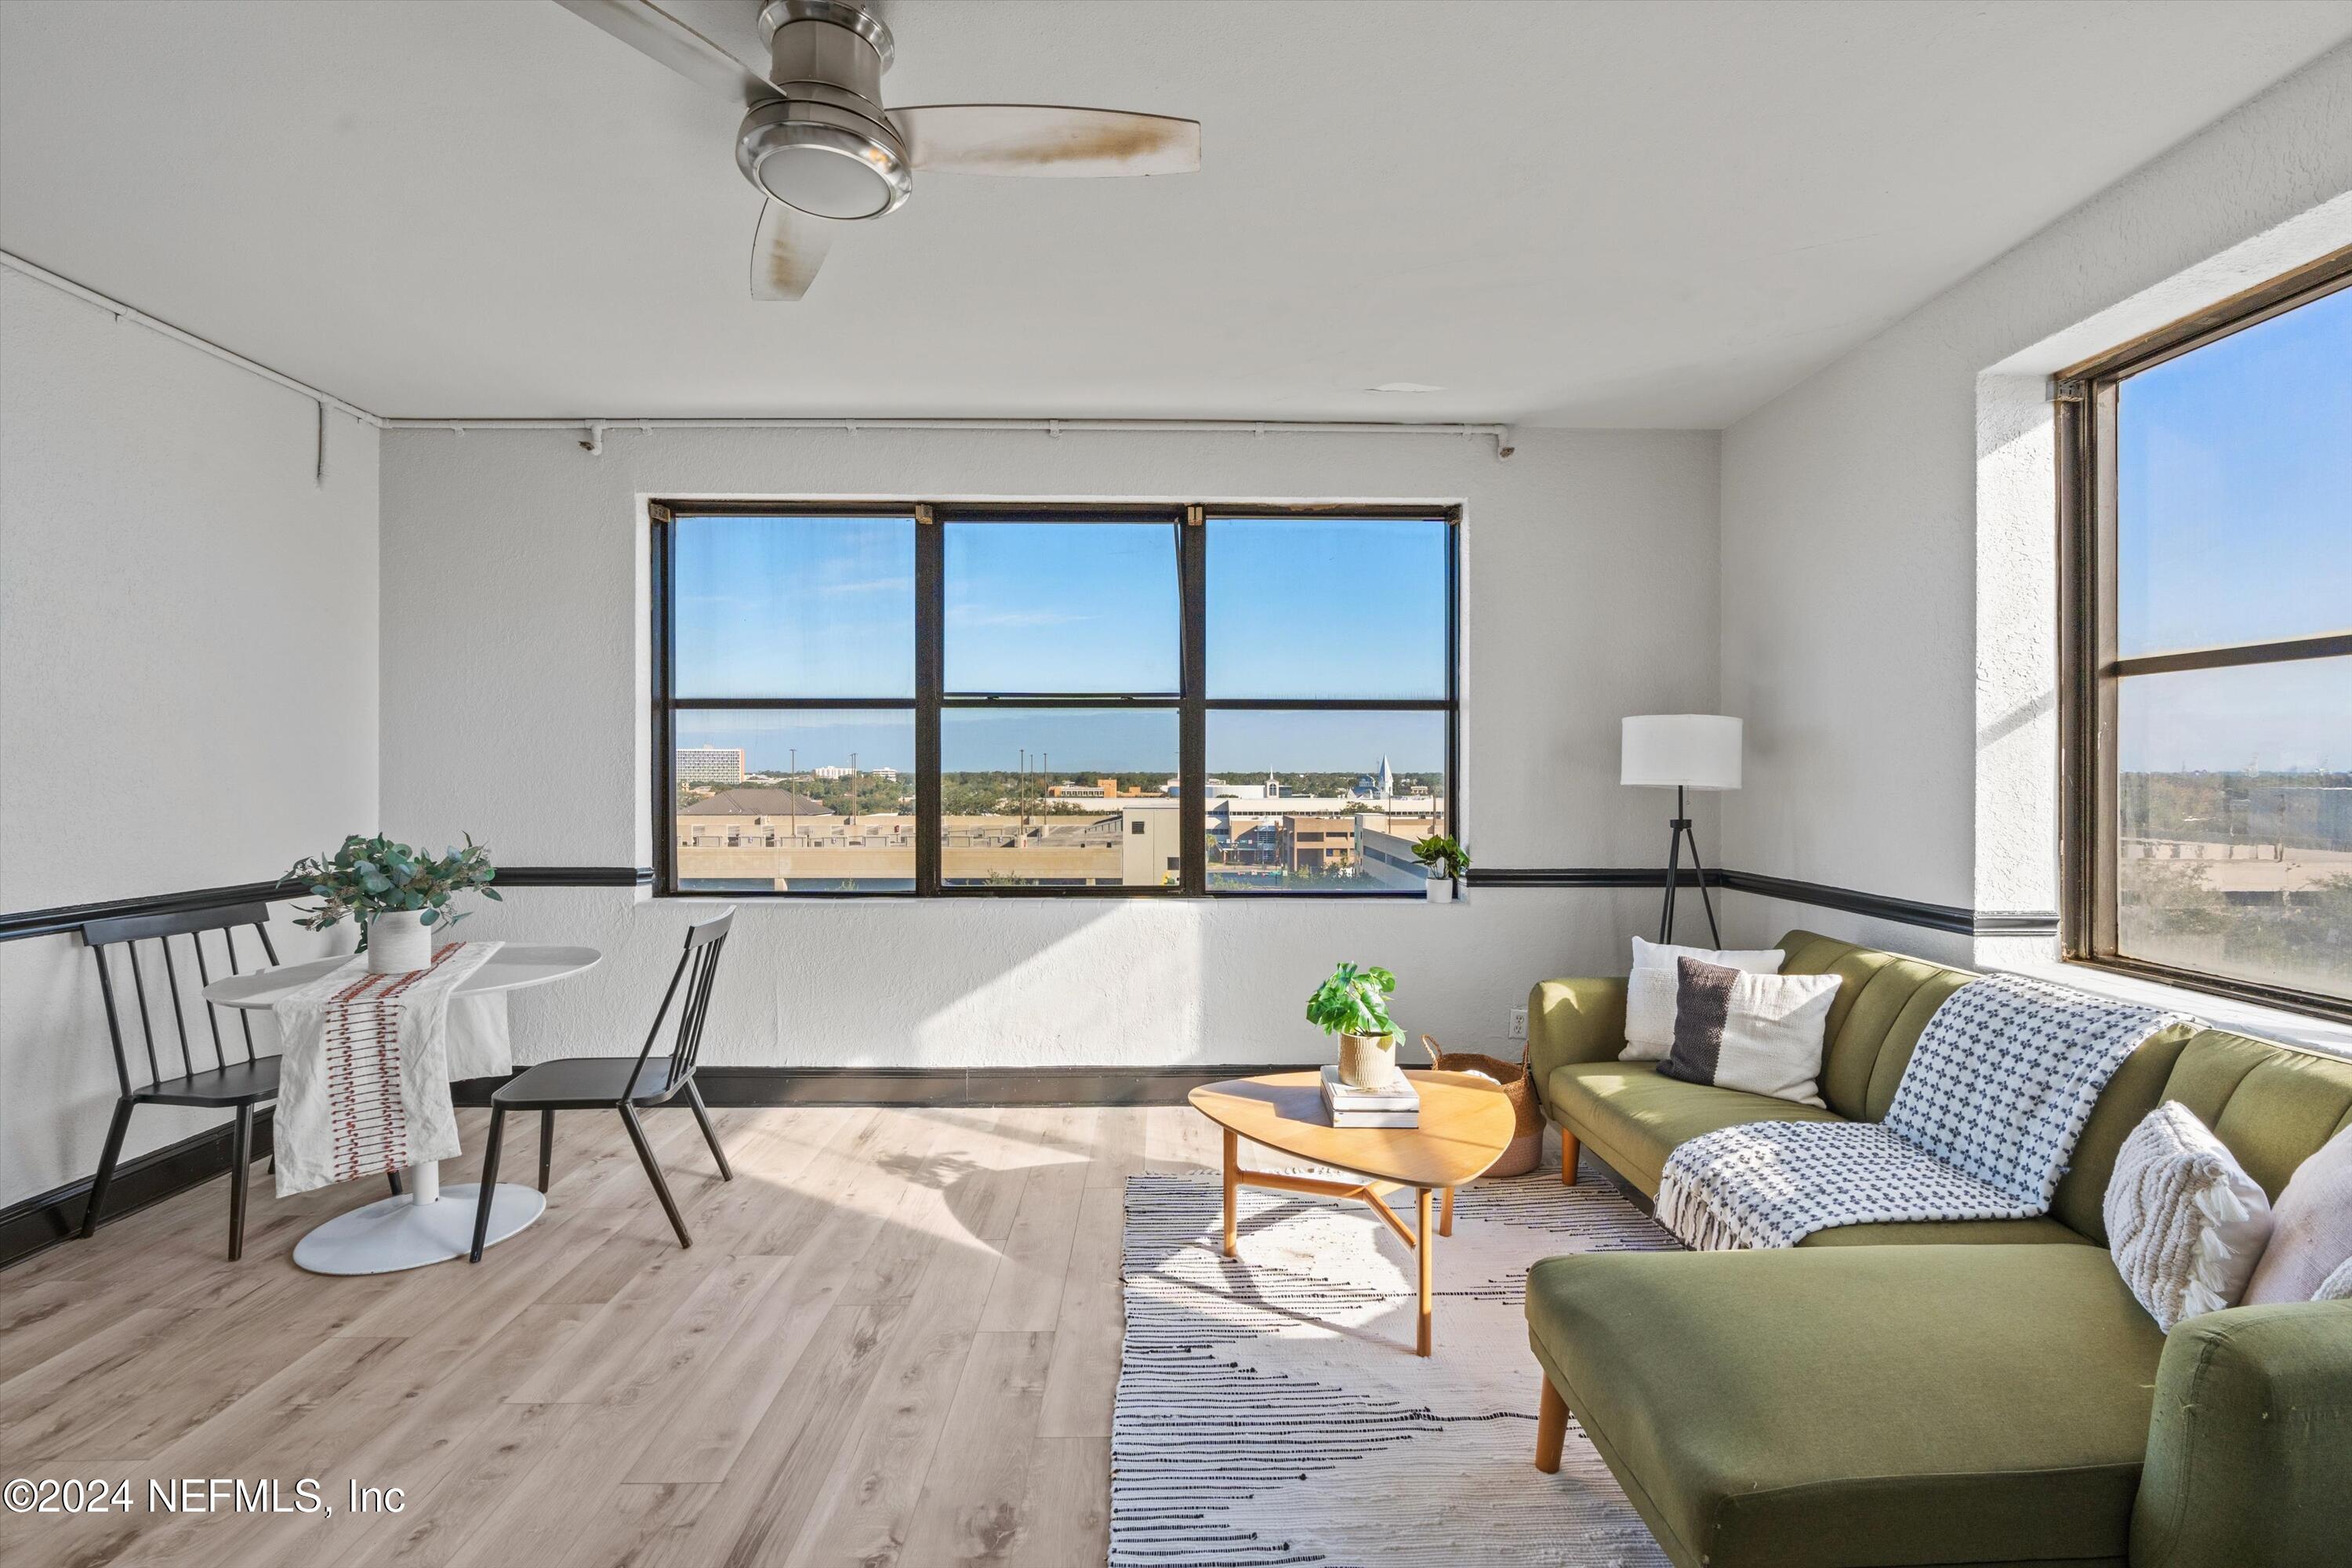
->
(1221, 1128), (1239, 1258)
(1417, 1186), (1434, 1356)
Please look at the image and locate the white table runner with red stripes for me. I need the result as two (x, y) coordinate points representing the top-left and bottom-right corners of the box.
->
(270, 941), (502, 1196)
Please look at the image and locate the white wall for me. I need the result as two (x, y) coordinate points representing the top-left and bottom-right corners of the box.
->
(378, 426), (1719, 1072)
(1718, 42), (2352, 967)
(0, 270), (379, 1207)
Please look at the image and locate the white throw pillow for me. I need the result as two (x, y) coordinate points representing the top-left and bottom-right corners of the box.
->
(2105, 1102), (2274, 1331)
(2242, 1123), (2352, 1306)
(2316, 1256), (2352, 1303)
(1622, 937), (1784, 1059)
(1654, 957), (1838, 1107)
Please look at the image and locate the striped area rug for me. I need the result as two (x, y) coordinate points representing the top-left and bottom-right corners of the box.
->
(1115, 1164), (1678, 1567)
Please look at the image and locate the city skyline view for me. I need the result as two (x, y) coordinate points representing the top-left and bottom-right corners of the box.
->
(671, 510), (1454, 780)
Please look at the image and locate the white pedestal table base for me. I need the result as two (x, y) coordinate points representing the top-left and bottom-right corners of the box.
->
(291, 1174), (545, 1276)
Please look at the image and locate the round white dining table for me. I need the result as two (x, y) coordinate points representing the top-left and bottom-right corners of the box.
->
(202, 944), (601, 1276)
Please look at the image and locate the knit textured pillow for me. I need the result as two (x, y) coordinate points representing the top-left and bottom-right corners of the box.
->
(2105, 1102), (2274, 1331)
(2318, 1256), (2352, 1303)
(2242, 1123), (2352, 1306)
(1654, 956), (1838, 1107)
(1621, 937), (1784, 1060)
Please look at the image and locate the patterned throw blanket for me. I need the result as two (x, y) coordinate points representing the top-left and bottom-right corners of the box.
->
(1656, 974), (2186, 1250)
(270, 942), (500, 1196)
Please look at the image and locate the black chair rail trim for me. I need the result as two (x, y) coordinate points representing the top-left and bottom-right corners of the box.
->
(1, 865), (2056, 942)
(1463, 866), (2059, 938)
(0, 867), (655, 942)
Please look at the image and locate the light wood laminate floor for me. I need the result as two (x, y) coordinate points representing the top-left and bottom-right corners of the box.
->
(1, 1102), (1236, 1568)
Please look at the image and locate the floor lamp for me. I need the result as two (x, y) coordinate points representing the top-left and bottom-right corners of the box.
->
(1621, 715), (1741, 946)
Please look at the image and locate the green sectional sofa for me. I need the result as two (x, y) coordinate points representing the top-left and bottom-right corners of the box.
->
(1523, 929), (2352, 1568)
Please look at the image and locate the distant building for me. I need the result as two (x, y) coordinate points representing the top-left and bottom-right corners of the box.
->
(1351, 757), (1398, 800)
(677, 746), (746, 786)
(681, 787), (832, 819)
(798, 763), (895, 782)
(1279, 815), (1356, 873)
(2249, 786), (2352, 851)
(1356, 826), (1431, 889)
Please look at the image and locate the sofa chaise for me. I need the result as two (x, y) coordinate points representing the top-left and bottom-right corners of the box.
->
(1523, 929), (2352, 1568)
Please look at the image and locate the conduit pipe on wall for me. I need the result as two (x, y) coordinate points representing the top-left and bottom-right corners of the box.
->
(1, 249), (1518, 459)
(394, 416), (1517, 459)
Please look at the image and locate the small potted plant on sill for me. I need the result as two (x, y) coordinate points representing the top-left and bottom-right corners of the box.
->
(1306, 961), (1405, 1089)
(285, 833), (500, 974)
(1410, 833), (1470, 902)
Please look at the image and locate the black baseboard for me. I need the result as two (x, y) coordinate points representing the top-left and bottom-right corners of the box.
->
(0, 1110), (276, 1272)
(0, 1066), (1305, 1273)
(694, 1064), (1299, 1108)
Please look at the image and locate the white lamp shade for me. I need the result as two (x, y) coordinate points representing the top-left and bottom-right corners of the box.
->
(1621, 715), (1741, 790)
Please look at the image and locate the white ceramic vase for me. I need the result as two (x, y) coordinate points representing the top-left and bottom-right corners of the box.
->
(366, 909), (432, 975)
(1337, 1032), (1400, 1090)
(1425, 874), (1455, 902)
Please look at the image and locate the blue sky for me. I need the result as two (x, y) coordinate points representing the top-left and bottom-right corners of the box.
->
(2114, 285), (2349, 773)
(676, 514), (1449, 774)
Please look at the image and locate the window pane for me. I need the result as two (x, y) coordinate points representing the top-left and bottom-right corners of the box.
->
(675, 514), (915, 697)
(1205, 710), (1446, 892)
(674, 710), (915, 892)
(945, 521), (1179, 693)
(2116, 286), (2352, 657)
(1207, 517), (1447, 698)
(2116, 656), (2352, 1000)
(941, 708), (1179, 887)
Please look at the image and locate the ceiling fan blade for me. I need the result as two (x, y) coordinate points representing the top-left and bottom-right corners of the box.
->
(553, 0), (774, 106)
(890, 105), (1200, 177)
(750, 199), (833, 300)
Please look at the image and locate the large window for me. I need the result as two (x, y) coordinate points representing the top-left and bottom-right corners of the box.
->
(2060, 253), (2351, 1017)
(654, 504), (1457, 897)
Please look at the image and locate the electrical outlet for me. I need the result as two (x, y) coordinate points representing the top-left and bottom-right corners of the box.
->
(1508, 1006), (1527, 1040)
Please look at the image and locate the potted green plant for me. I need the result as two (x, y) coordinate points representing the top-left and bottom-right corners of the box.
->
(1306, 962), (1404, 1089)
(1411, 833), (1470, 901)
(285, 833), (501, 974)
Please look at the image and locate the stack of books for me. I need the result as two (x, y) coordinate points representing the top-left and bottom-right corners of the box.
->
(1320, 1065), (1421, 1128)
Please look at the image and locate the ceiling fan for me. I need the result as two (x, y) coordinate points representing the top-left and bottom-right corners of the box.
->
(555, 0), (1201, 299)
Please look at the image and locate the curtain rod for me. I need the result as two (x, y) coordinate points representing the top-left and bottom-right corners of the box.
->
(2, 250), (1515, 457)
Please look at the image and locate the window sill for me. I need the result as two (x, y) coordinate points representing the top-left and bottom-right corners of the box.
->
(1994, 958), (2352, 1060)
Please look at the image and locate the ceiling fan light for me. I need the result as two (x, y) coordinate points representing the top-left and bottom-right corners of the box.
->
(737, 101), (911, 220)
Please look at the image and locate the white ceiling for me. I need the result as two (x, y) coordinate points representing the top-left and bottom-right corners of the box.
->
(3, 1), (2347, 426)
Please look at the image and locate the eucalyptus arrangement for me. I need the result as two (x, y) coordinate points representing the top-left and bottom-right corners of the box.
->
(1306, 961), (1403, 1088)
(285, 833), (500, 974)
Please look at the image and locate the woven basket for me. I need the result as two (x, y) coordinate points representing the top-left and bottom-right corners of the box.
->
(1420, 1033), (1542, 1178)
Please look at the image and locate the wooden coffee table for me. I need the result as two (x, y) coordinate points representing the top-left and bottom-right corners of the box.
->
(1187, 1069), (1515, 1356)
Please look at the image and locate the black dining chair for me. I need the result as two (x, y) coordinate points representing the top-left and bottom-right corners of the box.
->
(78, 901), (397, 1261)
(470, 909), (734, 1261)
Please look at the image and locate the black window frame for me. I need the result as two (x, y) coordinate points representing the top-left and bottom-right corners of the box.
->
(651, 499), (1461, 899)
(2056, 245), (2352, 1022)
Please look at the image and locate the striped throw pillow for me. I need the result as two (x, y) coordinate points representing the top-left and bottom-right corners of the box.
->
(1656, 956), (1839, 1108)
